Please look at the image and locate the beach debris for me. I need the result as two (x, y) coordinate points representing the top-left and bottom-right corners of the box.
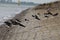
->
(15, 19), (21, 22)
(34, 26), (41, 28)
(35, 15), (40, 20)
(10, 20), (25, 27)
(52, 13), (58, 16)
(4, 21), (12, 27)
(25, 19), (29, 21)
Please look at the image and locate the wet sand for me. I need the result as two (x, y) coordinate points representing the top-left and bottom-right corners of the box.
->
(0, 1), (60, 40)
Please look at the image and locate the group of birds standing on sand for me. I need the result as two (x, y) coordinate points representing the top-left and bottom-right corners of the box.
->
(44, 11), (58, 18)
(4, 19), (26, 28)
(32, 10), (58, 20)
(4, 10), (58, 28)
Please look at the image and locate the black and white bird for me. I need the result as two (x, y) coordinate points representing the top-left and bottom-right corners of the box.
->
(10, 20), (26, 27)
(53, 13), (58, 16)
(4, 21), (12, 27)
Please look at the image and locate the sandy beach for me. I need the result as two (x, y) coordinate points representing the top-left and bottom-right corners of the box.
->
(0, 1), (60, 40)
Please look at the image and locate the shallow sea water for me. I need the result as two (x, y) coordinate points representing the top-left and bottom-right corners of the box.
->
(0, 4), (35, 25)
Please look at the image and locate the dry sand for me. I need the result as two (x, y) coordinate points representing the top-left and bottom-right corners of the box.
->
(0, 1), (60, 40)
